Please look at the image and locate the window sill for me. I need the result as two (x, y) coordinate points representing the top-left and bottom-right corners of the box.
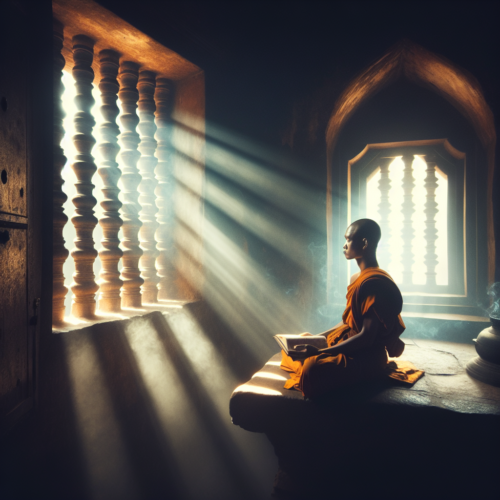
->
(402, 311), (489, 323)
(52, 300), (188, 334)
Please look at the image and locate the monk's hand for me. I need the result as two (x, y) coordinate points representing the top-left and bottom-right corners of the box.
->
(294, 344), (320, 357)
(299, 332), (313, 337)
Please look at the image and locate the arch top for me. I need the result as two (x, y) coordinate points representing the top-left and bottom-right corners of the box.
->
(325, 39), (496, 154)
(348, 138), (466, 168)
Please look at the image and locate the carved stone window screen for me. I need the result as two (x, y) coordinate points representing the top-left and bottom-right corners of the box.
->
(364, 155), (448, 289)
(52, 2), (205, 326)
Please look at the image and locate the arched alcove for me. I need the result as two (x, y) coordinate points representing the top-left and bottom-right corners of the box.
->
(325, 40), (496, 317)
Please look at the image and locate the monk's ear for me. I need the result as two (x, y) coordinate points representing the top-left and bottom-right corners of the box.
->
(362, 238), (368, 250)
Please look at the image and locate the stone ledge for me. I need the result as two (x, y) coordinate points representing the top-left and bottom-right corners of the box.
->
(230, 339), (500, 499)
(52, 300), (188, 334)
(230, 339), (500, 433)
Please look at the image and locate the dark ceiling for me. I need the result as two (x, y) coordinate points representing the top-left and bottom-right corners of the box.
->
(95, 0), (499, 145)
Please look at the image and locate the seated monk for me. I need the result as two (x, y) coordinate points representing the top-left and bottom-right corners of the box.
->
(281, 218), (423, 398)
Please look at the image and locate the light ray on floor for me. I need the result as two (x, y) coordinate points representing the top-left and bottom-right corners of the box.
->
(62, 334), (139, 500)
(165, 308), (279, 498)
(122, 316), (239, 500)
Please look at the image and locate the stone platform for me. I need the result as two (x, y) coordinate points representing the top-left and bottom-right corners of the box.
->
(230, 340), (500, 499)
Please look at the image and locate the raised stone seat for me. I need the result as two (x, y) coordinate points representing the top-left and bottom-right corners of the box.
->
(230, 339), (500, 499)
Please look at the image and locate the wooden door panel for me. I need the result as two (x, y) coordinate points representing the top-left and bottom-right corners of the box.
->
(0, 226), (28, 417)
(0, 4), (27, 217)
(0, 1), (33, 431)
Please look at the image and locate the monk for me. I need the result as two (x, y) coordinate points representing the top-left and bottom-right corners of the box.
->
(281, 218), (423, 398)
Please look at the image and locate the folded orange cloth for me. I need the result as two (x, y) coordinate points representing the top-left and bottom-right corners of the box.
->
(282, 349), (425, 393)
(386, 359), (425, 384)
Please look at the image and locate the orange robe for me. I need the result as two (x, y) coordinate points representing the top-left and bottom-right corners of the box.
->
(281, 267), (423, 398)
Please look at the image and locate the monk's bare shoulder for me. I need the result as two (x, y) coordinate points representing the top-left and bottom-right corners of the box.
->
(350, 271), (361, 284)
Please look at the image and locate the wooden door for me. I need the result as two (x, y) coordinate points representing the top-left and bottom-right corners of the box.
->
(0, 0), (48, 433)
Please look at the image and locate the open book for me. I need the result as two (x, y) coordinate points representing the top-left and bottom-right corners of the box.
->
(274, 334), (328, 355)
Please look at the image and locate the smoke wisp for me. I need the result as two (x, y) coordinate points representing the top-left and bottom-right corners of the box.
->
(487, 282), (500, 319)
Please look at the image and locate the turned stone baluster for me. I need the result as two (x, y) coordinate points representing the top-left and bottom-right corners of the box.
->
(118, 61), (143, 307)
(52, 20), (69, 324)
(401, 153), (415, 286)
(70, 35), (99, 318)
(377, 157), (392, 271)
(96, 50), (123, 312)
(137, 71), (160, 303)
(154, 78), (175, 300)
(424, 154), (439, 287)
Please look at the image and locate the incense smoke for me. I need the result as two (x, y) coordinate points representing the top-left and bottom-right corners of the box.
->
(487, 282), (500, 319)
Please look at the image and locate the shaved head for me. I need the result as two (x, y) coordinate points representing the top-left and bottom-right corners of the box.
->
(347, 219), (381, 248)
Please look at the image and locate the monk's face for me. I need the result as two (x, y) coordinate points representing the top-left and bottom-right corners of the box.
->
(343, 225), (365, 259)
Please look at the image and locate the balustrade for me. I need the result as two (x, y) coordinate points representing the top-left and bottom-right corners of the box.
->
(424, 154), (439, 287)
(70, 35), (99, 319)
(377, 157), (392, 271)
(137, 71), (160, 303)
(401, 153), (415, 285)
(51, 16), (197, 324)
(366, 150), (446, 289)
(96, 50), (123, 312)
(118, 61), (144, 308)
(154, 78), (175, 300)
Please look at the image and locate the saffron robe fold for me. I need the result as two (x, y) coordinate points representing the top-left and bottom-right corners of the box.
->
(281, 267), (424, 398)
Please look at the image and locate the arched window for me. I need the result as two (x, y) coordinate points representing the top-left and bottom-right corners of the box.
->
(325, 41), (495, 320)
(348, 140), (474, 315)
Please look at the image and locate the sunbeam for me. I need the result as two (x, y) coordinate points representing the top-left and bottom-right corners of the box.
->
(124, 316), (229, 499)
(173, 118), (325, 233)
(165, 308), (280, 498)
(175, 212), (307, 339)
(120, 313), (268, 500)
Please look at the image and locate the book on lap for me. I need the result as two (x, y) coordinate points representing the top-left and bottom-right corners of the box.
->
(274, 334), (328, 355)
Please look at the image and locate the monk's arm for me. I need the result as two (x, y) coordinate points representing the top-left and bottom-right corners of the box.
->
(319, 312), (380, 356)
(295, 311), (381, 357)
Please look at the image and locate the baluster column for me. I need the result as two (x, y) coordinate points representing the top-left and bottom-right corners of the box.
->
(118, 61), (143, 307)
(52, 20), (69, 324)
(401, 152), (415, 286)
(154, 78), (175, 300)
(424, 154), (439, 287)
(96, 50), (123, 312)
(70, 35), (99, 318)
(137, 71), (160, 303)
(377, 157), (392, 271)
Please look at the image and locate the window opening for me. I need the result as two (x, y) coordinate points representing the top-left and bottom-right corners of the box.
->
(61, 70), (109, 317)
(55, 37), (177, 323)
(366, 155), (448, 287)
(52, 4), (205, 327)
